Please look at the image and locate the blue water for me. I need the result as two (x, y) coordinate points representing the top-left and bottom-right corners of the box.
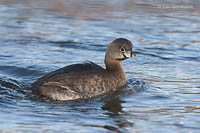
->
(0, 0), (200, 132)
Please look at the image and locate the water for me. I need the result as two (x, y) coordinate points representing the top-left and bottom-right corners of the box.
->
(0, 0), (200, 132)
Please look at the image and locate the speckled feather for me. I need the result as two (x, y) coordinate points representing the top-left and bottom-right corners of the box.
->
(31, 62), (126, 100)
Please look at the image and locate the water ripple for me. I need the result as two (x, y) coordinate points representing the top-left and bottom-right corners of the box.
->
(0, 0), (200, 132)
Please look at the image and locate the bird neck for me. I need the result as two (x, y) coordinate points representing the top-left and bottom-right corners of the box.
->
(104, 55), (124, 74)
(104, 56), (127, 87)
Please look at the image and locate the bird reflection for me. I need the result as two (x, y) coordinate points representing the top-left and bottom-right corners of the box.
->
(101, 95), (134, 132)
(102, 96), (123, 117)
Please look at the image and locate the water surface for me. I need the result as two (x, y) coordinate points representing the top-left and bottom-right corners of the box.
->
(0, 0), (200, 132)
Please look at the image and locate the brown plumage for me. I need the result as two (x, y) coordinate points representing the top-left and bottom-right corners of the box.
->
(31, 38), (135, 101)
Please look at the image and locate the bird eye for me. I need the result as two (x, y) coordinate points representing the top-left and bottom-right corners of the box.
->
(120, 47), (125, 52)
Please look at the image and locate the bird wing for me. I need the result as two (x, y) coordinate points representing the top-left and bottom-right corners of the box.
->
(31, 62), (106, 94)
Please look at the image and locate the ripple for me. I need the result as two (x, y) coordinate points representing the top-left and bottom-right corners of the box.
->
(0, 77), (27, 108)
(0, 0), (200, 132)
(127, 78), (149, 92)
(49, 40), (106, 52)
(0, 66), (45, 80)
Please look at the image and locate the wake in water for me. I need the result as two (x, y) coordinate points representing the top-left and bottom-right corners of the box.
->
(126, 78), (149, 94)
(0, 77), (31, 103)
(99, 78), (149, 103)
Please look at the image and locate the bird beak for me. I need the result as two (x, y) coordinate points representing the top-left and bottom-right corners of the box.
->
(124, 51), (136, 58)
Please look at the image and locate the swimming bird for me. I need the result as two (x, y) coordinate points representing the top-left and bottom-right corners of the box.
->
(31, 38), (135, 101)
